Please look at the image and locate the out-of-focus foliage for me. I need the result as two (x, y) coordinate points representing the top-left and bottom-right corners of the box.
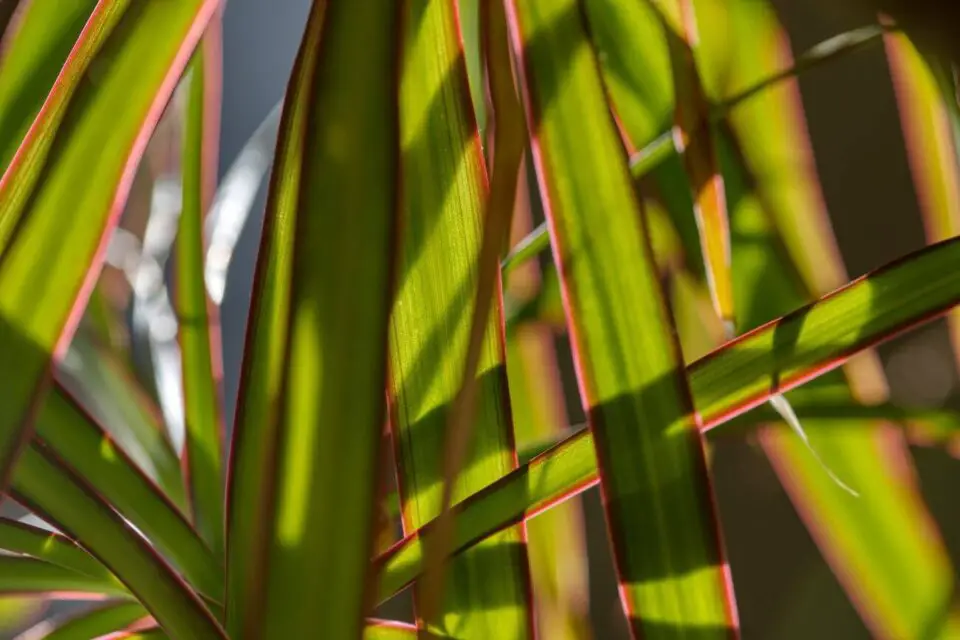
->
(0, 0), (956, 638)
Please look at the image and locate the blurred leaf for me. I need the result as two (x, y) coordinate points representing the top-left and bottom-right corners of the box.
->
(11, 443), (224, 637)
(0, 595), (43, 636)
(386, 0), (532, 635)
(34, 388), (221, 602)
(0, 0), (97, 174)
(176, 30), (225, 558)
(505, 1), (736, 635)
(40, 601), (151, 640)
(57, 334), (186, 508)
(0, 0), (220, 492)
(204, 101), (282, 306)
(223, 2), (400, 637)
(659, 0), (735, 330)
(0, 517), (114, 581)
(501, 131), (679, 276)
(886, 31), (960, 365)
(378, 233), (960, 598)
(363, 619), (426, 639)
(0, 557), (128, 598)
(504, 158), (589, 637)
(719, 137), (956, 637)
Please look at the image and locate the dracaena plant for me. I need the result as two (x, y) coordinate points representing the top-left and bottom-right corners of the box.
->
(0, 0), (957, 638)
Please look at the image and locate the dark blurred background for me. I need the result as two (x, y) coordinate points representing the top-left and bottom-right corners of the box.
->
(214, 0), (959, 637)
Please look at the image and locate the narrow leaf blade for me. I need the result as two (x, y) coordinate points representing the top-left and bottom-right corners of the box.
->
(386, 0), (533, 635)
(378, 234), (960, 600)
(224, 2), (401, 637)
(505, 1), (737, 635)
(0, 0), (220, 489)
(12, 444), (225, 637)
(176, 26), (226, 558)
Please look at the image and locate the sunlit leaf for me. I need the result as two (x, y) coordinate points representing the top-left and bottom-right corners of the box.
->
(386, 0), (532, 635)
(0, 557), (127, 598)
(0, 0), (97, 175)
(378, 233), (960, 599)
(0, 0), (220, 490)
(505, 0), (736, 634)
(224, 2), (400, 637)
(176, 28), (226, 558)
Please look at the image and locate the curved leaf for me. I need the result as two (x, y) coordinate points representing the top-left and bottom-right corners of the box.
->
(378, 234), (960, 599)
(0, 517), (114, 581)
(12, 443), (224, 637)
(0, 0), (220, 490)
(505, 0), (736, 634)
(35, 388), (221, 601)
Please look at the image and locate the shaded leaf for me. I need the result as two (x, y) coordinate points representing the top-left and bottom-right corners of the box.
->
(176, 27), (226, 558)
(505, 1), (737, 635)
(224, 1), (400, 637)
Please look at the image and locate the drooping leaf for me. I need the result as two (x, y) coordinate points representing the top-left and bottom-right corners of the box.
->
(0, 517), (115, 582)
(57, 333), (186, 509)
(11, 444), (224, 637)
(34, 387), (222, 601)
(40, 601), (151, 640)
(505, 0), (737, 635)
(0, 556), (128, 598)
(224, 1), (401, 637)
(0, 0), (221, 489)
(386, 0), (532, 635)
(504, 186), (590, 636)
(176, 27), (226, 558)
(377, 233), (960, 599)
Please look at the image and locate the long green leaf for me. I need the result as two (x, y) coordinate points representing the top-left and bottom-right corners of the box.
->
(41, 601), (151, 640)
(97, 619), (427, 640)
(11, 444), (224, 637)
(386, 0), (532, 635)
(505, 0), (736, 635)
(0, 517), (115, 581)
(57, 333), (185, 508)
(415, 0), (532, 626)
(654, 0), (734, 330)
(377, 234), (960, 599)
(0, 0), (221, 489)
(224, 1), (400, 637)
(176, 28), (226, 558)
(35, 387), (221, 601)
(0, 0), (97, 174)
(0, 556), (128, 598)
(885, 30), (960, 359)
(720, 133), (956, 637)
